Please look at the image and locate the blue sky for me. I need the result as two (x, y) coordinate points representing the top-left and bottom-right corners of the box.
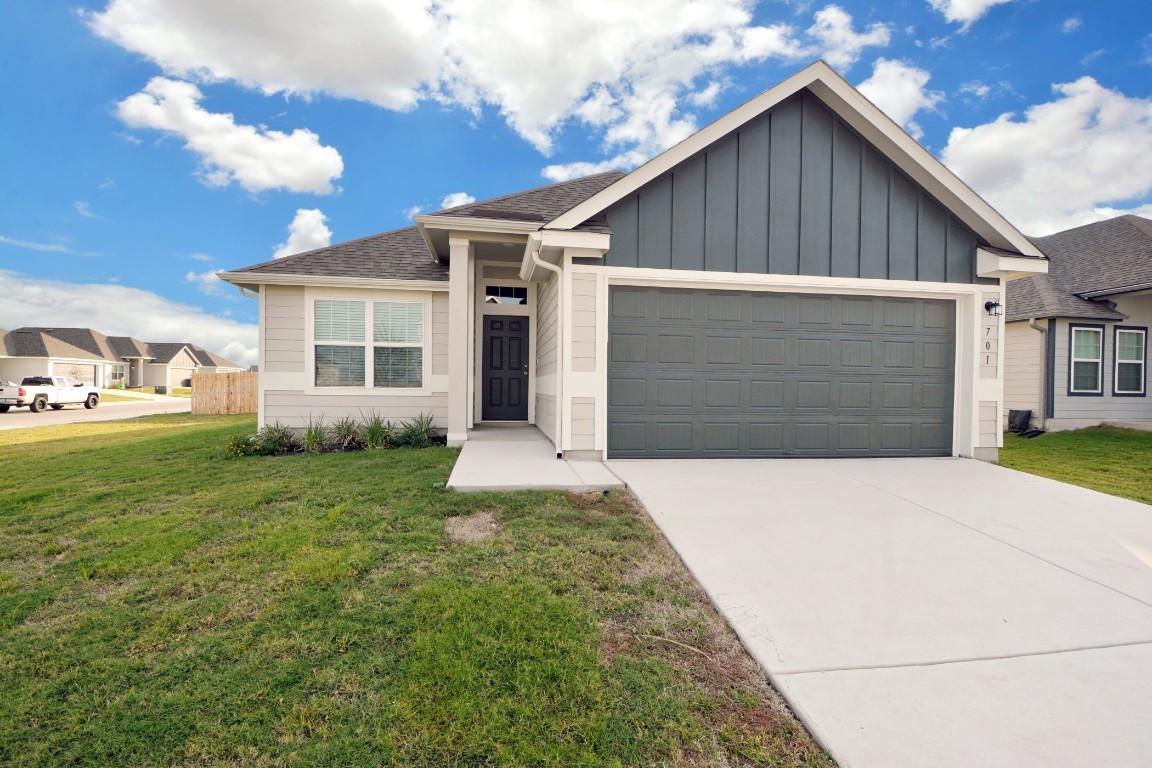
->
(2, 0), (1151, 366)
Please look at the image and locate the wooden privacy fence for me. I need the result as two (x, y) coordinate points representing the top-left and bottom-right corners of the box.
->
(191, 372), (258, 415)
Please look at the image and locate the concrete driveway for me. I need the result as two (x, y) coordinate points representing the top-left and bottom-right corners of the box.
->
(0, 398), (191, 431)
(610, 458), (1152, 768)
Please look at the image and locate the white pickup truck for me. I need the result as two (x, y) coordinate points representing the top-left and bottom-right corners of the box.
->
(0, 376), (101, 413)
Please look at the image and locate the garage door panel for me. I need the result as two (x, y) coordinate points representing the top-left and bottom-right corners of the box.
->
(609, 287), (955, 458)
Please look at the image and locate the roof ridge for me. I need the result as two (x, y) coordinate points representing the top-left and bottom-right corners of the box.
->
(429, 170), (625, 216)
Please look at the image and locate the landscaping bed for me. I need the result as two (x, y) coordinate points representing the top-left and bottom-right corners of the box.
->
(0, 415), (831, 766)
(1001, 426), (1152, 505)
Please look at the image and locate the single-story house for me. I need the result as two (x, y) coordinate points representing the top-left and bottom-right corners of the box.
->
(220, 61), (1046, 462)
(1004, 214), (1152, 431)
(0, 327), (245, 389)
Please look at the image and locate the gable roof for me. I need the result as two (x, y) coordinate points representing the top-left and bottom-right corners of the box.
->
(0, 326), (243, 368)
(227, 226), (448, 282)
(426, 171), (625, 224)
(547, 61), (1041, 260)
(1006, 215), (1152, 322)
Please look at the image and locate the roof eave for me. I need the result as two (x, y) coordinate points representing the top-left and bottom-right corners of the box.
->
(1076, 281), (1152, 299)
(217, 271), (449, 291)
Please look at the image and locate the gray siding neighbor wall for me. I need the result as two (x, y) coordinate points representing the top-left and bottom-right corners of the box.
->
(602, 91), (983, 284)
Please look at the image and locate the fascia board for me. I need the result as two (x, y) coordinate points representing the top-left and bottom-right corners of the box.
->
(977, 248), (1050, 279)
(415, 214), (541, 235)
(217, 272), (450, 291)
(538, 229), (611, 250)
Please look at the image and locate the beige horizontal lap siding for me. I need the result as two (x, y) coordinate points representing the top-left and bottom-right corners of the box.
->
(536, 274), (559, 384)
(570, 273), (597, 374)
(264, 285), (306, 373)
(1051, 296), (1152, 421)
(1003, 321), (1042, 416)
(432, 292), (449, 375)
(570, 397), (596, 450)
(536, 394), (557, 442)
(264, 392), (448, 428)
(979, 401), (998, 445)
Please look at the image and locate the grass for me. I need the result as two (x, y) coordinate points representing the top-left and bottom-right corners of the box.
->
(1001, 426), (1152, 504)
(95, 392), (141, 403)
(0, 415), (830, 767)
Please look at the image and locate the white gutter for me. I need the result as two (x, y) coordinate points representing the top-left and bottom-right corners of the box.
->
(1028, 318), (1048, 429)
(529, 243), (565, 458)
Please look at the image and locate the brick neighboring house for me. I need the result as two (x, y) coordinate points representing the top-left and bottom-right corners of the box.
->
(1004, 214), (1152, 431)
(0, 327), (245, 389)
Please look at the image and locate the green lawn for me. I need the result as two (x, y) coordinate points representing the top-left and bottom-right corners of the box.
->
(0, 415), (829, 767)
(1001, 427), (1152, 505)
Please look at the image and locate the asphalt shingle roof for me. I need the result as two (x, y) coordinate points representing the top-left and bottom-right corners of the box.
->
(1007, 215), (1152, 322)
(0, 327), (242, 368)
(231, 226), (449, 282)
(429, 171), (625, 223)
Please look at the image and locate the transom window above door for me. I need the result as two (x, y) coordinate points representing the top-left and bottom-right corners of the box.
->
(484, 285), (528, 305)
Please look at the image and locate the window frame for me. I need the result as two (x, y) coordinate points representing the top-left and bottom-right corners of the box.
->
(1113, 325), (1147, 397)
(1067, 323), (1104, 396)
(305, 292), (432, 395)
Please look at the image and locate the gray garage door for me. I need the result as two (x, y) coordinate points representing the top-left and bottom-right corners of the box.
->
(608, 287), (955, 458)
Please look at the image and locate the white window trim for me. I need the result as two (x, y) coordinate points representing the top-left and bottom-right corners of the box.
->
(305, 290), (432, 396)
(1114, 327), (1147, 396)
(1070, 326), (1103, 394)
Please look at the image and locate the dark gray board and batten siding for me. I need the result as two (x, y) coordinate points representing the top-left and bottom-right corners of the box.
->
(600, 91), (986, 284)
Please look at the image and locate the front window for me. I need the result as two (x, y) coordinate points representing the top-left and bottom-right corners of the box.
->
(313, 298), (424, 389)
(1115, 327), (1146, 395)
(1070, 326), (1103, 394)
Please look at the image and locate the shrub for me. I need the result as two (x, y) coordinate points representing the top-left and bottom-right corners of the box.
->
(303, 417), (329, 454)
(362, 412), (396, 449)
(397, 413), (438, 448)
(260, 422), (299, 455)
(225, 434), (264, 458)
(331, 416), (364, 451)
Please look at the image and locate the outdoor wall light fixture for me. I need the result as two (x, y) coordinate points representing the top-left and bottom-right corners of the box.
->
(984, 301), (1004, 317)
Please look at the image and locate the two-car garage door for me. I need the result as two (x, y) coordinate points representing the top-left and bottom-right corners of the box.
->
(607, 286), (955, 458)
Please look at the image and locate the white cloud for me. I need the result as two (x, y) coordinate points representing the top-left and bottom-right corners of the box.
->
(440, 192), (476, 209)
(74, 201), (105, 220)
(960, 81), (992, 98)
(927, 0), (1014, 28)
(99, 177), (117, 190)
(805, 6), (891, 70)
(184, 269), (227, 296)
(0, 235), (97, 256)
(857, 58), (943, 139)
(273, 208), (332, 259)
(942, 77), (1152, 234)
(189, 252), (214, 262)
(116, 77), (344, 194)
(89, 1), (890, 182)
(402, 205), (424, 220)
(0, 270), (257, 367)
(1061, 17), (1082, 34)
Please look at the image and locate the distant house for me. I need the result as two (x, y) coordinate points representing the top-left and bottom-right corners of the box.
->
(1005, 215), (1152, 431)
(0, 327), (245, 388)
(221, 61), (1047, 462)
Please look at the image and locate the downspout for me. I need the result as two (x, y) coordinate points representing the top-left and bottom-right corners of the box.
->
(1028, 318), (1047, 429)
(529, 244), (565, 458)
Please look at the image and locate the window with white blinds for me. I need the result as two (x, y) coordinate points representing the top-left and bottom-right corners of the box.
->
(312, 297), (424, 389)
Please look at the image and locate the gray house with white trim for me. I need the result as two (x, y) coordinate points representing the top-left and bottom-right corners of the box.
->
(221, 62), (1046, 462)
(1005, 215), (1152, 431)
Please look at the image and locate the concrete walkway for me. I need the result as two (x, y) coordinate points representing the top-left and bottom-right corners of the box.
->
(446, 425), (624, 492)
(611, 458), (1152, 768)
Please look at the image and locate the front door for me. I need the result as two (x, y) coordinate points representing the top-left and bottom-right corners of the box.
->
(482, 315), (530, 421)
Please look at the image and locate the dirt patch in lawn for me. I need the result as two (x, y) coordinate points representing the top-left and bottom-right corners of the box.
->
(445, 510), (500, 543)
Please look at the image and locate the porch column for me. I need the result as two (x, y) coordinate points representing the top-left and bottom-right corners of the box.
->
(446, 236), (472, 446)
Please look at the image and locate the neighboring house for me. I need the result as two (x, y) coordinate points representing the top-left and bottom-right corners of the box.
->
(220, 62), (1046, 462)
(1004, 215), (1152, 431)
(0, 327), (244, 388)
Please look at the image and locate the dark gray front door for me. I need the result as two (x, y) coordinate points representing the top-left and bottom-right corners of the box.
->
(482, 316), (530, 421)
(608, 287), (955, 458)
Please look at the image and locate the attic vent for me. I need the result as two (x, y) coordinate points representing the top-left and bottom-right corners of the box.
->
(468, 208), (546, 222)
